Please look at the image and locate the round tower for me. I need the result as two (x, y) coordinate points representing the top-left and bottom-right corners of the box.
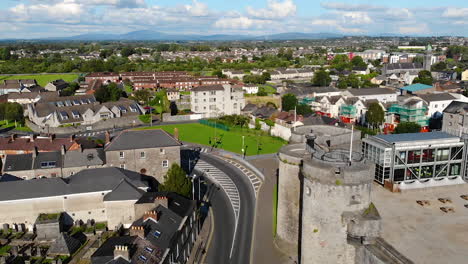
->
(300, 149), (379, 264)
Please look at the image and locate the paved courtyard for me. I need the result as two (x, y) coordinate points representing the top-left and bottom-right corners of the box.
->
(372, 183), (468, 264)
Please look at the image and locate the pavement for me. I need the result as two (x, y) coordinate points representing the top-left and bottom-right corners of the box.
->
(372, 183), (468, 264)
(249, 157), (295, 264)
(200, 153), (256, 264)
(188, 207), (213, 264)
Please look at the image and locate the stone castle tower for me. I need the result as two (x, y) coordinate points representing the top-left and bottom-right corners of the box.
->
(423, 44), (433, 72)
(276, 125), (383, 264)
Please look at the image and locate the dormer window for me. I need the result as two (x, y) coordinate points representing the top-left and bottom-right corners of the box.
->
(153, 230), (161, 238)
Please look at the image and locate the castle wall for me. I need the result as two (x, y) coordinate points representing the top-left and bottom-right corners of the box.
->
(276, 150), (303, 253)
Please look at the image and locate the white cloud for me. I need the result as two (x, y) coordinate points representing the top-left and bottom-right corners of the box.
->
(399, 24), (430, 34)
(321, 2), (383, 11)
(311, 19), (338, 26)
(385, 8), (413, 20)
(442, 7), (468, 18)
(214, 16), (268, 29)
(9, 2), (85, 23)
(341, 12), (372, 25)
(184, 0), (210, 16)
(310, 18), (365, 33)
(246, 0), (296, 19)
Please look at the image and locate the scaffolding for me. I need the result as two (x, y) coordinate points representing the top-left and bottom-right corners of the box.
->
(388, 103), (429, 126)
(340, 105), (357, 118)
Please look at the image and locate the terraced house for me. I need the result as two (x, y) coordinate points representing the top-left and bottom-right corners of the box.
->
(27, 95), (144, 127)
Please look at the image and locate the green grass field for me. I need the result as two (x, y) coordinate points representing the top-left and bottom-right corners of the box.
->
(136, 123), (286, 156)
(260, 84), (277, 94)
(0, 74), (79, 86)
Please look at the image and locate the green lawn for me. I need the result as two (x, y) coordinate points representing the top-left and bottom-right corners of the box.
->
(124, 84), (133, 94)
(136, 123), (286, 156)
(260, 84), (277, 94)
(0, 120), (32, 132)
(1, 74), (79, 86)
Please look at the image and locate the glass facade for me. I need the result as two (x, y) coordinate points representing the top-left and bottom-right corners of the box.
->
(362, 140), (465, 184)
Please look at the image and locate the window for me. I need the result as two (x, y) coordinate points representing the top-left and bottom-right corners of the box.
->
(210, 91), (216, 95)
(451, 147), (463, 160)
(450, 163), (461, 176)
(435, 164), (448, 177)
(195, 106), (198, 111)
(209, 105), (216, 110)
(145, 247), (154, 253)
(396, 151), (406, 165)
(120, 164), (125, 169)
(407, 150), (421, 164)
(140, 151), (146, 159)
(119, 152), (125, 159)
(100, 113), (109, 119)
(436, 148), (449, 161)
(51, 173), (57, 178)
(160, 148), (165, 154)
(162, 160), (169, 168)
(139, 256), (148, 262)
(194, 99), (198, 103)
(40, 161), (57, 168)
(153, 230), (161, 238)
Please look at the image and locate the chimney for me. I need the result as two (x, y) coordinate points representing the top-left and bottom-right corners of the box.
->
(70, 134), (75, 143)
(113, 245), (130, 261)
(61, 145), (66, 155)
(32, 146), (38, 158)
(105, 131), (111, 145)
(143, 210), (159, 222)
(30, 134), (35, 142)
(154, 196), (168, 209)
(129, 226), (145, 238)
(49, 134), (55, 142)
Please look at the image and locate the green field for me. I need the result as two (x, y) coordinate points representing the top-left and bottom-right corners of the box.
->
(136, 123), (286, 156)
(0, 74), (79, 86)
(260, 84), (277, 94)
(0, 120), (32, 132)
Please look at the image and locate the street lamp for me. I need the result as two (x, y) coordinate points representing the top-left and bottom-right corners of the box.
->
(242, 135), (245, 158)
(191, 174), (196, 201)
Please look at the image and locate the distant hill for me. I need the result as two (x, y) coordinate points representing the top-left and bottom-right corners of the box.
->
(47, 30), (343, 41)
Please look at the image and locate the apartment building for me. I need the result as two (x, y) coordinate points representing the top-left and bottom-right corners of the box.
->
(190, 84), (245, 117)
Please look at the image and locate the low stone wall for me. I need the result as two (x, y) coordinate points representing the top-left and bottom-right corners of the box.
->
(27, 116), (143, 134)
(162, 113), (204, 122)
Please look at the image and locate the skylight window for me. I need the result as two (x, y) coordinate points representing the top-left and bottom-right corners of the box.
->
(144, 247), (153, 253)
(153, 230), (161, 238)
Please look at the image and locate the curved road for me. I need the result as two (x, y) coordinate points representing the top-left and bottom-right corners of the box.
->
(200, 153), (256, 264)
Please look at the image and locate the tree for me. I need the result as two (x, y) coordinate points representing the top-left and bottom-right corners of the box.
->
(366, 103), (385, 129)
(256, 87), (268, 96)
(431, 61), (447, 71)
(337, 76), (348, 89)
(170, 101), (178, 116)
(312, 70), (331, 86)
(351, 56), (367, 68)
(394, 122), (421, 134)
(412, 70), (434, 85)
(121, 47), (135, 57)
(262, 72), (271, 81)
(347, 74), (360, 88)
(296, 104), (313, 116)
(95, 83), (122, 102)
(264, 119), (275, 132)
(281, 94), (298, 111)
(132, 89), (151, 104)
(0, 102), (23, 123)
(159, 164), (192, 198)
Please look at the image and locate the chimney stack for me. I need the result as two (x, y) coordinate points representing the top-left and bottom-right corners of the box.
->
(154, 196), (168, 208)
(129, 226), (145, 238)
(61, 145), (66, 155)
(143, 210), (159, 222)
(113, 245), (130, 261)
(105, 131), (111, 145)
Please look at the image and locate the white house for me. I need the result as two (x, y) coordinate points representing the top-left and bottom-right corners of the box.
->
(242, 84), (259, 94)
(190, 84), (245, 118)
(343, 88), (398, 103)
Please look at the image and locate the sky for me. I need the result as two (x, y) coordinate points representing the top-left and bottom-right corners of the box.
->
(0, 0), (467, 39)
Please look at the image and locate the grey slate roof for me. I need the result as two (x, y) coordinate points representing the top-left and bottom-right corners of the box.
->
(32, 151), (62, 169)
(105, 129), (181, 151)
(418, 93), (456, 102)
(49, 233), (82, 256)
(104, 179), (146, 201)
(442, 101), (468, 114)
(3, 153), (33, 171)
(374, 131), (457, 144)
(0, 167), (149, 202)
(91, 236), (136, 264)
(63, 148), (105, 168)
(191, 84), (224, 91)
(348, 88), (396, 96)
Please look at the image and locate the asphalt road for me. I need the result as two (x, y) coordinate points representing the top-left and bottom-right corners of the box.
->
(201, 153), (256, 264)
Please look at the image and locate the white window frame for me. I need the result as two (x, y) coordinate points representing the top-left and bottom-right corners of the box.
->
(140, 151), (146, 159)
(120, 164), (126, 169)
(162, 160), (169, 168)
(119, 151), (125, 159)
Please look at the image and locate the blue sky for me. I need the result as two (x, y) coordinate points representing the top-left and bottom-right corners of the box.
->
(0, 0), (467, 38)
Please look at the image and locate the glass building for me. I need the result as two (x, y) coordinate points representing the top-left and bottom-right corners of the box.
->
(362, 132), (467, 185)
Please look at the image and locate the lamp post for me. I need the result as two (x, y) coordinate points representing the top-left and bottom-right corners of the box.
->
(191, 174), (196, 200)
(242, 135), (245, 158)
